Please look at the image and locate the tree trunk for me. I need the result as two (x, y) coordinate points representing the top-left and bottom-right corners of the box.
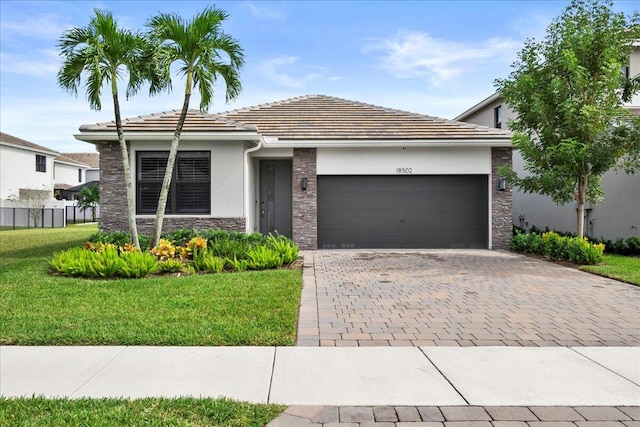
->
(113, 93), (141, 249)
(150, 93), (191, 248)
(575, 175), (589, 238)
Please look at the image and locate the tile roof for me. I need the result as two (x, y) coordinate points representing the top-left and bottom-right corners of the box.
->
(77, 95), (512, 141)
(216, 95), (512, 140)
(0, 132), (59, 155)
(79, 109), (257, 132)
(60, 152), (100, 168)
(55, 154), (91, 167)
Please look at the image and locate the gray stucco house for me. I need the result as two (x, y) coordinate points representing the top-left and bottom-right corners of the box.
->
(76, 95), (513, 249)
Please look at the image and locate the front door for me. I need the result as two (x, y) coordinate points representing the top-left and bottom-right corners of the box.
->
(259, 160), (292, 238)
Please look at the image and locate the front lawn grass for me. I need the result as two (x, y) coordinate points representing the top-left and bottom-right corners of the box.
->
(580, 254), (640, 286)
(0, 396), (284, 427)
(0, 226), (302, 345)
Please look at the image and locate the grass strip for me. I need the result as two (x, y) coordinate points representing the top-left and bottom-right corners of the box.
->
(580, 254), (640, 286)
(0, 396), (284, 427)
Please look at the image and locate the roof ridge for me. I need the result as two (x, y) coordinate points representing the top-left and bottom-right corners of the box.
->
(217, 95), (320, 116)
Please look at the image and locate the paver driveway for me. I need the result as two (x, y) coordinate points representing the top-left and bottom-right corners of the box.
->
(296, 250), (640, 347)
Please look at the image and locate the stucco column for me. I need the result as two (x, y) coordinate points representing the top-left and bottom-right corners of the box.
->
(292, 148), (318, 249)
(492, 147), (513, 249)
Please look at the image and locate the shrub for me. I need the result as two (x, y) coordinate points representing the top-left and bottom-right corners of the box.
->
(158, 259), (185, 274)
(51, 247), (97, 277)
(510, 231), (604, 265)
(565, 238), (605, 265)
(246, 245), (283, 270)
(267, 234), (299, 264)
(626, 236), (640, 253)
(200, 255), (226, 273)
(510, 231), (544, 254)
(163, 228), (199, 247)
(120, 251), (159, 278)
(88, 231), (150, 252)
(151, 239), (177, 261)
(87, 246), (125, 278)
(542, 231), (569, 260)
(226, 256), (249, 272)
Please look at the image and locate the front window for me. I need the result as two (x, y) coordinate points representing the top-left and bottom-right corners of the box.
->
(136, 151), (211, 215)
(494, 105), (502, 129)
(36, 154), (46, 172)
(78, 168), (82, 182)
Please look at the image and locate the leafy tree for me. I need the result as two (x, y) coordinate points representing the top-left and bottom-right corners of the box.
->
(77, 184), (100, 222)
(58, 9), (163, 248)
(146, 7), (245, 248)
(496, 0), (640, 237)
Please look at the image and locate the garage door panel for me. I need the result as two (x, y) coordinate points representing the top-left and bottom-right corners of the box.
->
(318, 175), (488, 249)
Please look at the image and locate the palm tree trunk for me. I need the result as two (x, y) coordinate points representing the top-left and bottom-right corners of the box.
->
(151, 92), (191, 248)
(113, 93), (141, 249)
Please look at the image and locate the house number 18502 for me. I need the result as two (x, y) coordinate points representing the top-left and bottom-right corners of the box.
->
(396, 167), (412, 174)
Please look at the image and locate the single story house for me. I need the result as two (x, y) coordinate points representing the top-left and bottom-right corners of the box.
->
(76, 95), (513, 249)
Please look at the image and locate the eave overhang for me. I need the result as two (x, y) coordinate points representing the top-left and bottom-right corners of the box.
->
(74, 131), (262, 143)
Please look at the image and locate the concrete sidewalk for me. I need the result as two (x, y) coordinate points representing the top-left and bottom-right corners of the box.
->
(1, 346), (638, 406)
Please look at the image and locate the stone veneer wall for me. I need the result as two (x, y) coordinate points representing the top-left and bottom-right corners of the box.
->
(98, 142), (244, 235)
(292, 148), (318, 249)
(491, 147), (514, 249)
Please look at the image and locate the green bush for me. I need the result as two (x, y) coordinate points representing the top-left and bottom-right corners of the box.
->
(158, 259), (185, 273)
(88, 246), (125, 278)
(246, 246), (283, 270)
(627, 236), (640, 253)
(226, 256), (249, 272)
(51, 247), (97, 277)
(88, 231), (150, 252)
(120, 251), (159, 278)
(200, 254), (226, 273)
(510, 231), (604, 265)
(510, 231), (544, 254)
(267, 234), (299, 264)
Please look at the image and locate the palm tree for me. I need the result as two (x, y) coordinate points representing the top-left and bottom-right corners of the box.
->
(77, 184), (100, 222)
(146, 7), (244, 248)
(57, 9), (162, 249)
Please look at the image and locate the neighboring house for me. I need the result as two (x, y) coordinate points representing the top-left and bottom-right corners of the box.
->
(54, 154), (90, 197)
(62, 152), (100, 182)
(0, 132), (58, 202)
(53, 152), (100, 200)
(454, 46), (640, 240)
(75, 95), (513, 250)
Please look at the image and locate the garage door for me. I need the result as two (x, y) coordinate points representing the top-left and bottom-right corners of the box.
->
(317, 175), (488, 249)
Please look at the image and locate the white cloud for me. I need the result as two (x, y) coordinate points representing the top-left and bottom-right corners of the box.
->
(1, 14), (72, 39)
(245, 2), (285, 21)
(0, 50), (61, 77)
(364, 31), (520, 86)
(256, 55), (324, 89)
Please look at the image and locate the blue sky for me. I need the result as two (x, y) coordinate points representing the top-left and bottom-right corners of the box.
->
(0, 0), (637, 153)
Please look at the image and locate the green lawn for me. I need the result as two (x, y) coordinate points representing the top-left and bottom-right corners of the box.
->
(580, 254), (640, 286)
(0, 226), (302, 345)
(0, 397), (284, 427)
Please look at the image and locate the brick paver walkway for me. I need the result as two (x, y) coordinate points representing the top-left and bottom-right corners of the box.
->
(268, 405), (640, 426)
(296, 250), (640, 347)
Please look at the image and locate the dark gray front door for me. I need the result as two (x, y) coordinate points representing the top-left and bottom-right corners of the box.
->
(260, 160), (292, 238)
(318, 175), (488, 249)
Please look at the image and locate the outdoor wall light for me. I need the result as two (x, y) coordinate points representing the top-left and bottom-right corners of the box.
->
(301, 177), (308, 190)
(498, 178), (506, 191)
